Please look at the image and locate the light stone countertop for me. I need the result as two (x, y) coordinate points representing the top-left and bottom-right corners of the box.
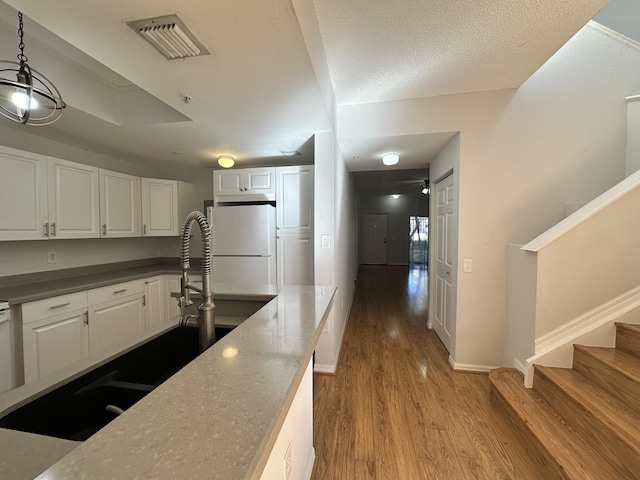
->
(0, 282), (335, 480)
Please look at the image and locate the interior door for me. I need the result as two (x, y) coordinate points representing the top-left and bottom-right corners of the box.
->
(432, 173), (455, 352)
(362, 214), (388, 265)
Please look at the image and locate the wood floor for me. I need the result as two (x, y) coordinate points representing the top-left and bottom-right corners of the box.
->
(311, 265), (541, 480)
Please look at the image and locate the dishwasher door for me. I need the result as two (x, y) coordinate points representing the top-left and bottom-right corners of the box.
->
(0, 305), (13, 394)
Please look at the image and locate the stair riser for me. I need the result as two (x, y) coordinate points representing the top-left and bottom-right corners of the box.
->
(572, 348), (640, 415)
(489, 386), (569, 480)
(616, 326), (640, 358)
(533, 369), (640, 476)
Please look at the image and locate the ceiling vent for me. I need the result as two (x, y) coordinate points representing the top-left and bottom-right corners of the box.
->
(127, 15), (209, 60)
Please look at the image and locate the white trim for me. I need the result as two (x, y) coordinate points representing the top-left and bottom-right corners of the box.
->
(524, 284), (640, 387)
(626, 94), (640, 103)
(448, 357), (499, 373)
(521, 168), (640, 252)
(513, 358), (526, 375)
(304, 448), (316, 480)
(535, 284), (640, 352)
(588, 20), (640, 52)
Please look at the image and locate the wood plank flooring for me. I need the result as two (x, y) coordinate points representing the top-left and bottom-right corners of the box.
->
(312, 265), (541, 479)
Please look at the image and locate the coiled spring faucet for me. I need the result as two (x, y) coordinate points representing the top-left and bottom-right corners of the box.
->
(179, 211), (215, 352)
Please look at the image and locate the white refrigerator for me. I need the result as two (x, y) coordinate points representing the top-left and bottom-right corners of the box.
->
(207, 204), (277, 284)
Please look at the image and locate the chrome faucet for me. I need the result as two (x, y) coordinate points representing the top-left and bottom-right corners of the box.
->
(179, 211), (215, 352)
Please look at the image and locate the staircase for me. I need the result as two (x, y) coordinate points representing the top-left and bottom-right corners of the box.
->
(490, 323), (640, 479)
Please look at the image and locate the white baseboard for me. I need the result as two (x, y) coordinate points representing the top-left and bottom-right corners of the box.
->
(313, 363), (336, 374)
(304, 448), (316, 480)
(525, 284), (640, 387)
(448, 356), (499, 373)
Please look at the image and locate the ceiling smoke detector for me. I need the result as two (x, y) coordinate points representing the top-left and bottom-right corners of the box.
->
(127, 15), (209, 60)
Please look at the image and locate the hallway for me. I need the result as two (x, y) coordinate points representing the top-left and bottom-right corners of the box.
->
(311, 265), (540, 479)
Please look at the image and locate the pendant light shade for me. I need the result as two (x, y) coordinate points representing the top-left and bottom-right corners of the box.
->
(0, 12), (66, 126)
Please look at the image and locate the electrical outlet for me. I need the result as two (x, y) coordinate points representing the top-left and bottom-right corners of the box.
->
(321, 234), (330, 249)
(283, 443), (292, 480)
(47, 251), (57, 264)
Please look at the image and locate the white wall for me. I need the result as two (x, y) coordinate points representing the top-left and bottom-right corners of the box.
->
(339, 23), (640, 369)
(358, 194), (428, 266)
(627, 97), (640, 176)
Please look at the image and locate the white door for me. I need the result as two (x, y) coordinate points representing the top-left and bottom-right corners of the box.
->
(22, 310), (89, 383)
(362, 214), (388, 264)
(141, 178), (178, 236)
(276, 166), (314, 233)
(432, 173), (455, 352)
(277, 233), (314, 285)
(100, 169), (141, 237)
(0, 147), (48, 240)
(89, 295), (145, 354)
(144, 276), (165, 330)
(48, 158), (100, 239)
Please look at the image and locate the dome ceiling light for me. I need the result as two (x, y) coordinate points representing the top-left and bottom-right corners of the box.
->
(382, 153), (399, 166)
(0, 12), (66, 126)
(217, 155), (235, 168)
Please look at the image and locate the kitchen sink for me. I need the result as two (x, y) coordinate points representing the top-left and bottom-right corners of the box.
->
(0, 324), (233, 441)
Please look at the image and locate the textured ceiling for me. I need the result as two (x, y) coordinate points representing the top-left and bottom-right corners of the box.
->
(0, 0), (609, 194)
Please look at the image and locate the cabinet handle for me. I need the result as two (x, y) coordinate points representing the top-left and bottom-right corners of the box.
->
(142, 294), (146, 306)
(44, 223), (49, 237)
(51, 222), (56, 237)
(143, 224), (147, 235)
(84, 312), (89, 325)
(49, 302), (70, 310)
(102, 224), (107, 236)
(113, 289), (127, 294)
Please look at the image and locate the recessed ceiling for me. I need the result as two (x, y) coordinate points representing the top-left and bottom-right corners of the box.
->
(0, 0), (608, 192)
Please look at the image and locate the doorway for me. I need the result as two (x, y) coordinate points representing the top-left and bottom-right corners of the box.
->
(362, 214), (388, 264)
(409, 216), (428, 266)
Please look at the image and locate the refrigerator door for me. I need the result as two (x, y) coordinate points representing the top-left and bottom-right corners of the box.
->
(209, 205), (275, 256)
(212, 256), (276, 284)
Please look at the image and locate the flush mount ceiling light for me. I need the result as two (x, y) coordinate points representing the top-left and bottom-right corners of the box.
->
(217, 155), (235, 168)
(127, 15), (209, 60)
(0, 12), (66, 126)
(382, 153), (399, 166)
(392, 194), (400, 199)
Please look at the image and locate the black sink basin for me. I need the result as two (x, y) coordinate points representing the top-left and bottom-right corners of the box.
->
(0, 325), (233, 441)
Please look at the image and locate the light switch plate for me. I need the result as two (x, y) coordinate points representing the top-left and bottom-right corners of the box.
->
(463, 259), (472, 273)
(321, 234), (330, 249)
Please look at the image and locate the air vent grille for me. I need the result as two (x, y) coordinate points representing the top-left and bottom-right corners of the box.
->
(127, 15), (209, 60)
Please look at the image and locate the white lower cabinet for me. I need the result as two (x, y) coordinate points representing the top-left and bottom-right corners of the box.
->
(277, 233), (314, 285)
(22, 291), (90, 384)
(88, 280), (145, 354)
(164, 275), (182, 324)
(144, 276), (166, 330)
(21, 276), (167, 384)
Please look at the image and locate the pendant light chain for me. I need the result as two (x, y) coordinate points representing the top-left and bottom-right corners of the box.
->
(17, 12), (27, 64)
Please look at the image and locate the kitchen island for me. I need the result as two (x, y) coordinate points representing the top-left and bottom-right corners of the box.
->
(0, 277), (334, 480)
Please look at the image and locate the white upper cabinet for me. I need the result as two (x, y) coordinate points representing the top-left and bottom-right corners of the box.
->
(0, 146), (48, 240)
(276, 166), (314, 234)
(99, 169), (141, 238)
(141, 178), (179, 236)
(214, 167), (276, 202)
(48, 157), (100, 239)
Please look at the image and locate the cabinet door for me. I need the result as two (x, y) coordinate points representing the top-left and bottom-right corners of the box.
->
(88, 295), (145, 354)
(144, 276), (166, 331)
(22, 309), (89, 383)
(276, 166), (314, 233)
(245, 168), (275, 195)
(213, 170), (243, 195)
(100, 169), (141, 237)
(276, 233), (314, 285)
(141, 178), (179, 236)
(48, 157), (100, 239)
(164, 275), (182, 324)
(0, 146), (48, 240)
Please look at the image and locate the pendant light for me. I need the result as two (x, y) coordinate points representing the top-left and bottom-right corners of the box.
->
(0, 12), (66, 125)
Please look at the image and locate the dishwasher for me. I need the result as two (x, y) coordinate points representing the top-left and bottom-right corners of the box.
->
(0, 301), (13, 394)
